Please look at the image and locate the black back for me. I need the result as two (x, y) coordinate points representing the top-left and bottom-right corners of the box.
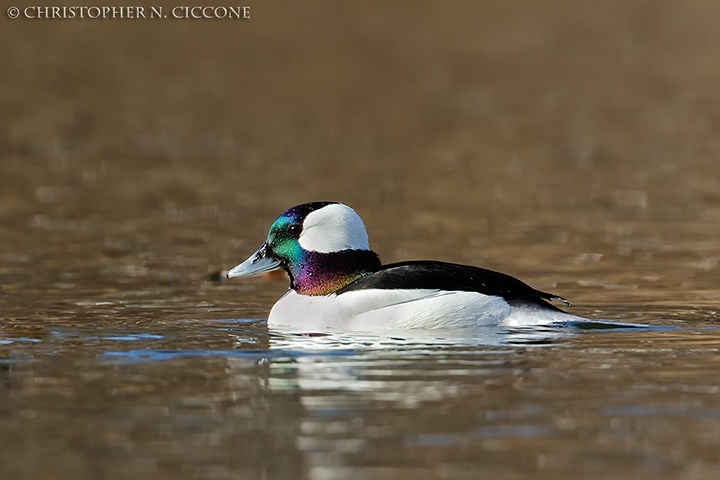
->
(337, 260), (568, 310)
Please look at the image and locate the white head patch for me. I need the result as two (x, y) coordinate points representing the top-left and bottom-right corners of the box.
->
(298, 204), (371, 253)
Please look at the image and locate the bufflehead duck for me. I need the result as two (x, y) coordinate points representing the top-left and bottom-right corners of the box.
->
(227, 202), (588, 330)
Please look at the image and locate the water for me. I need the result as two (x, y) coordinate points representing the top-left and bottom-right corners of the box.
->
(2, 320), (719, 479)
(2, 1), (720, 478)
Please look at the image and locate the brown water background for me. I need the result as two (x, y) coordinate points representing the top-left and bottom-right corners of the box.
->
(1, 1), (719, 479)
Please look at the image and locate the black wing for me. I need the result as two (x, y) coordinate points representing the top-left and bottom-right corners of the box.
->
(338, 260), (569, 309)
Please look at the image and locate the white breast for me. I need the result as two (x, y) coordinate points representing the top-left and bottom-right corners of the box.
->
(268, 289), (504, 331)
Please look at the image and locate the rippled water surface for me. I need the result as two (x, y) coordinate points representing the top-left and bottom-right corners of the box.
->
(2, 1), (720, 479)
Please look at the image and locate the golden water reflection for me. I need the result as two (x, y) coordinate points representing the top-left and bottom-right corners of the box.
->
(3, 0), (720, 478)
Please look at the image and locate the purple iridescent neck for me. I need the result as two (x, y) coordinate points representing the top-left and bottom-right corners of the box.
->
(285, 250), (381, 296)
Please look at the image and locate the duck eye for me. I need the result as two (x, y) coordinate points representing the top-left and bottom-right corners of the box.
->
(288, 224), (302, 237)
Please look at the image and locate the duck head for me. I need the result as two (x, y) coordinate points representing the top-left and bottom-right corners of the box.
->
(227, 202), (381, 295)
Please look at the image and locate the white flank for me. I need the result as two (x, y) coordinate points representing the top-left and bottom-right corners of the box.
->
(298, 203), (370, 253)
(268, 289), (514, 331)
(267, 289), (590, 332)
